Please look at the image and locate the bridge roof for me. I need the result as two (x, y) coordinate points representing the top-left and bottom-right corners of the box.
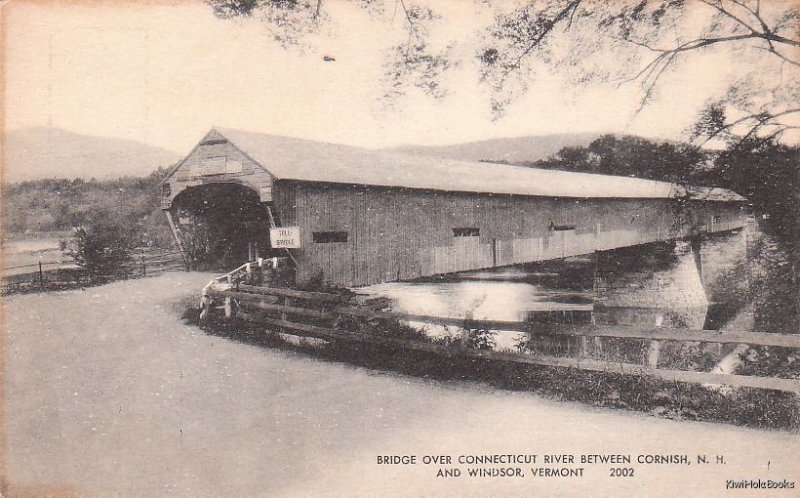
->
(190, 128), (744, 201)
(685, 186), (747, 202)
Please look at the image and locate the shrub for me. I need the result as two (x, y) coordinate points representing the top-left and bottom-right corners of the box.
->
(66, 224), (134, 283)
(466, 327), (497, 350)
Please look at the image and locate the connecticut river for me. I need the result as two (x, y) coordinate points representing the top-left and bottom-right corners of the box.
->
(359, 220), (798, 340)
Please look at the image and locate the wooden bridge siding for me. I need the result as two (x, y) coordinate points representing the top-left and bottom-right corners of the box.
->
(690, 199), (745, 233)
(277, 182), (746, 287)
(163, 139), (274, 210)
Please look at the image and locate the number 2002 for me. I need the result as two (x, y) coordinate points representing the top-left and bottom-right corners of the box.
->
(610, 468), (635, 477)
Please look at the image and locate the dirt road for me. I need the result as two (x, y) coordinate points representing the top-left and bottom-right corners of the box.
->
(4, 273), (799, 497)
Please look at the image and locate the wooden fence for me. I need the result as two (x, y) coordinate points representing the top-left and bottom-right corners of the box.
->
(1, 249), (185, 293)
(203, 283), (800, 393)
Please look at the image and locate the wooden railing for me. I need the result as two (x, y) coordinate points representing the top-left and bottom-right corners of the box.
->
(202, 284), (800, 393)
(200, 257), (289, 319)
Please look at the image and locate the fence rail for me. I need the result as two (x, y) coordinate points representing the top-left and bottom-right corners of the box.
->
(2, 248), (185, 293)
(2, 250), (183, 273)
(204, 283), (800, 393)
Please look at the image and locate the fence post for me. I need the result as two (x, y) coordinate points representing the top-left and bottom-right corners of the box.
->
(281, 297), (291, 334)
(38, 261), (44, 288)
(199, 296), (211, 322)
(461, 310), (473, 349)
(580, 336), (591, 358)
(282, 298), (290, 322)
(224, 297), (235, 318)
(592, 337), (604, 358)
(142, 256), (146, 276)
(647, 340), (661, 368)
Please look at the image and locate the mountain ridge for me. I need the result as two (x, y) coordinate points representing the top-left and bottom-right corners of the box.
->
(381, 132), (602, 163)
(4, 127), (182, 183)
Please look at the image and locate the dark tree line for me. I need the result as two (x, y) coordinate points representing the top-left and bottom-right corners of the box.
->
(517, 134), (707, 184)
(703, 138), (799, 239)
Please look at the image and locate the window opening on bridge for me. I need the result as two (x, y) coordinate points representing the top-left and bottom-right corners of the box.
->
(453, 227), (479, 237)
(548, 221), (576, 231)
(313, 231), (348, 243)
(201, 138), (228, 145)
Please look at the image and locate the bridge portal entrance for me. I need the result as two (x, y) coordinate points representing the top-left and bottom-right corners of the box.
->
(168, 183), (275, 271)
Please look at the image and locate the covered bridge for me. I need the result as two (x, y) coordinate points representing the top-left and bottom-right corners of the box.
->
(160, 128), (746, 287)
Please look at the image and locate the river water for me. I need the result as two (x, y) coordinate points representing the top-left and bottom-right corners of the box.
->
(358, 220), (798, 350)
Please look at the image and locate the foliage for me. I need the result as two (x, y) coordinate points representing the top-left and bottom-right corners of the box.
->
(478, 0), (800, 133)
(67, 224), (135, 283)
(702, 138), (800, 238)
(737, 346), (800, 380)
(465, 327), (497, 351)
(744, 232), (799, 333)
(3, 167), (175, 248)
(520, 133), (708, 184)
(218, 0), (329, 48)
(481, 1), (799, 115)
(382, 4), (452, 101)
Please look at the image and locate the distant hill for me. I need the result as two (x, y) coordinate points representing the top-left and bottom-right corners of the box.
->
(3, 128), (605, 183)
(4, 127), (182, 183)
(382, 132), (601, 163)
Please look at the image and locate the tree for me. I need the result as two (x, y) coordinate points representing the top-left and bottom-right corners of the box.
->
(705, 137), (800, 237)
(482, 0), (799, 145)
(524, 134), (708, 183)
(208, 0), (799, 145)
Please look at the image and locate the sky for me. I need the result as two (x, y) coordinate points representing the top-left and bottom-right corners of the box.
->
(2, 0), (787, 156)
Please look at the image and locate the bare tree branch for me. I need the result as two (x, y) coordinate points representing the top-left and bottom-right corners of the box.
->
(630, 32), (765, 54)
(636, 53), (677, 114)
(728, 0), (771, 33)
(495, 0), (582, 85)
(696, 107), (800, 145)
(764, 32), (800, 48)
(313, 0), (322, 23)
(698, 0), (756, 33)
(756, 44), (800, 67)
(397, 0), (414, 28)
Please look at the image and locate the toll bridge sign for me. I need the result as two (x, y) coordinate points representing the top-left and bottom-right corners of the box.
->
(270, 227), (301, 249)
